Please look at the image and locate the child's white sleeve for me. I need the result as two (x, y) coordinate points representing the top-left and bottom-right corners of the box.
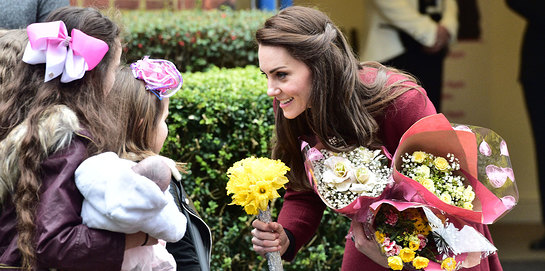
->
(75, 152), (169, 233)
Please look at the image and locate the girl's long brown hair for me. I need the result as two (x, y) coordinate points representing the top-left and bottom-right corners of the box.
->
(256, 6), (420, 191)
(108, 66), (166, 161)
(0, 7), (120, 269)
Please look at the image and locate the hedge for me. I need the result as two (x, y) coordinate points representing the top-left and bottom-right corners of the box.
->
(120, 9), (273, 72)
(162, 66), (350, 270)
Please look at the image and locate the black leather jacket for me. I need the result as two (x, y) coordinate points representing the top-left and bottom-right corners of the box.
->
(167, 178), (212, 271)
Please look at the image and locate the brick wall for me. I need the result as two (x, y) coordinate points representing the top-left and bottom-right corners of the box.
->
(69, 0), (199, 10)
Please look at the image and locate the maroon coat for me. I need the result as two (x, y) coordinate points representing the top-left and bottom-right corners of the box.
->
(0, 133), (125, 270)
(278, 68), (503, 270)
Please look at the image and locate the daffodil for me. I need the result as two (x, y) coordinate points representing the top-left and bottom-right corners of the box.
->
(226, 157), (290, 215)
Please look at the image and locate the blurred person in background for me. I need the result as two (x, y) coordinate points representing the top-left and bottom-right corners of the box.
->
(505, 0), (545, 251)
(361, 0), (458, 112)
(0, 0), (69, 29)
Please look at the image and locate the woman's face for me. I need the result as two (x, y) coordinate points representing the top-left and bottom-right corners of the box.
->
(152, 98), (169, 154)
(104, 39), (122, 95)
(259, 44), (312, 119)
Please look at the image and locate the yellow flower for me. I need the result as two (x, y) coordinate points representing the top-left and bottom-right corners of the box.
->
(434, 157), (449, 171)
(420, 178), (435, 193)
(441, 257), (457, 271)
(399, 248), (415, 262)
(440, 192), (453, 205)
(412, 256), (429, 269)
(250, 180), (276, 211)
(226, 157), (290, 215)
(409, 240), (420, 251)
(333, 161), (348, 178)
(375, 231), (385, 244)
(388, 256), (404, 270)
(412, 151), (427, 163)
(355, 166), (371, 184)
(415, 165), (431, 178)
(463, 202), (473, 210)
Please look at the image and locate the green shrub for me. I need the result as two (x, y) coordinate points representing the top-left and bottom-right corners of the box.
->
(163, 65), (350, 270)
(120, 9), (273, 72)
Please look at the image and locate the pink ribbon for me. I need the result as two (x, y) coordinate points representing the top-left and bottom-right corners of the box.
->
(22, 21), (109, 83)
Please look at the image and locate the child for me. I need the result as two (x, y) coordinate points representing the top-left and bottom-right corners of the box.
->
(0, 7), (141, 270)
(107, 61), (212, 271)
(74, 57), (188, 271)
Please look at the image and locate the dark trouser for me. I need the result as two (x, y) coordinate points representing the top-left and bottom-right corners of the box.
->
(383, 48), (448, 112)
(522, 79), (545, 223)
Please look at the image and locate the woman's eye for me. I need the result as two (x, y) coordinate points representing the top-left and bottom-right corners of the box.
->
(261, 71), (268, 79)
(276, 72), (287, 79)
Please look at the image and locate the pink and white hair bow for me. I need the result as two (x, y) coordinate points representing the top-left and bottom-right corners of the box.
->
(130, 56), (183, 100)
(22, 21), (109, 83)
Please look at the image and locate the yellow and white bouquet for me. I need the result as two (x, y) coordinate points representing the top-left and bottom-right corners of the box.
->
(399, 151), (475, 210)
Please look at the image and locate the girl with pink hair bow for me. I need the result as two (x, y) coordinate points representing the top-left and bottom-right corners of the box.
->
(0, 6), (151, 270)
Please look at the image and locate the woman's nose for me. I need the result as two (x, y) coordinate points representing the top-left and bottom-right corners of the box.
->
(267, 87), (281, 97)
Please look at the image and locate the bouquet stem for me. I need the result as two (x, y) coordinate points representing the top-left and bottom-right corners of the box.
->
(258, 208), (284, 271)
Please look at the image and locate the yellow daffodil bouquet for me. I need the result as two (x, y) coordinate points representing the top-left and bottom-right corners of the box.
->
(226, 157), (290, 271)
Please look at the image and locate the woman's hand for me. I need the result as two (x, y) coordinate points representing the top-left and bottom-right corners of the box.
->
(350, 219), (388, 268)
(125, 232), (159, 250)
(251, 219), (290, 257)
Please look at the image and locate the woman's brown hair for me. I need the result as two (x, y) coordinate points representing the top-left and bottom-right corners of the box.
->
(256, 6), (420, 191)
(0, 29), (27, 93)
(0, 7), (121, 269)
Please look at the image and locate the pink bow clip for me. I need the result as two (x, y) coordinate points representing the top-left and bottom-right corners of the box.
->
(130, 56), (183, 100)
(22, 21), (109, 83)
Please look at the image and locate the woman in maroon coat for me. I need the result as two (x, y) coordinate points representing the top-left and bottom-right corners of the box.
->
(251, 6), (502, 271)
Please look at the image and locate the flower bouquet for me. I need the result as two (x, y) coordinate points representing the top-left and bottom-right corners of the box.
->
(391, 114), (518, 224)
(399, 151), (475, 210)
(301, 139), (393, 218)
(226, 157), (290, 271)
(367, 200), (497, 271)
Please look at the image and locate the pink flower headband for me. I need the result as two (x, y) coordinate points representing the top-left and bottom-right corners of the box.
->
(22, 21), (109, 83)
(130, 56), (183, 100)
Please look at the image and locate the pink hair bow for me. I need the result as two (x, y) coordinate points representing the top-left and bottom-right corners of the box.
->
(22, 21), (109, 83)
(130, 56), (183, 100)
